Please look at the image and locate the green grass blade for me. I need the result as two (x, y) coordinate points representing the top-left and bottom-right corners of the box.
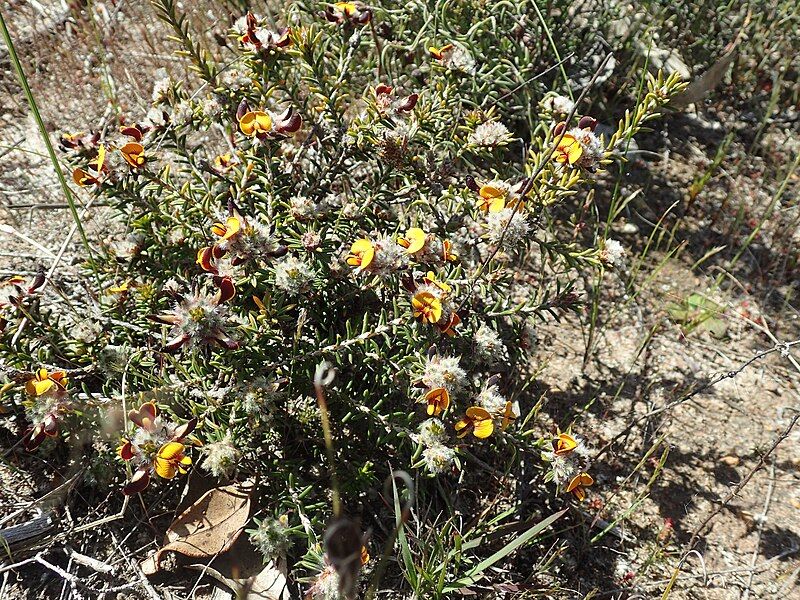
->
(443, 508), (567, 591)
(0, 9), (98, 281)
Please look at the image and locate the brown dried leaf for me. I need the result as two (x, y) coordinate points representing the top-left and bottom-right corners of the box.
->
(141, 481), (253, 575)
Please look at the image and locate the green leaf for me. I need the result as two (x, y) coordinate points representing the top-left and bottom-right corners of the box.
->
(443, 509), (567, 592)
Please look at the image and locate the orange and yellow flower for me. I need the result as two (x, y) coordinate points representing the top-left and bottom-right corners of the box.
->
(346, 239), (375, 270)
(500, 401), (516, 430)
(120, 142), (146, 168)
(239, 111), (273, 136)
(435, 312), (461, 337)
(553, 432), (578, 456)
(565, 472), (594, 501)
(213, 152), (239, 173)
(212, 216), (242, 243)
(422, 271), (451, 294)
(398, 227), (427, 254)
(428, 44), (453, 61)
(552, 133), (583, 166)
(454, 406), (494, 439)
(325, 2), (371, 24)
(72, 145), (107, 187)
(153, 441), (192, 479)
(412, 291), (442, 324)
(25, 368), (68, 397)
(117, 402), (197, 495)
(237, 104), (302, 139)
(478, 184), (507, 213)
(22, 367), (70, 450)
(423, 387), (450, 416)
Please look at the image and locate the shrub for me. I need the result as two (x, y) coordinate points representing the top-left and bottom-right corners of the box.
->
(0, 0), (687, 596)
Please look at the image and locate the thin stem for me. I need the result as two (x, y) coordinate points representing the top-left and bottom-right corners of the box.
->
(0, 10), (99, 284)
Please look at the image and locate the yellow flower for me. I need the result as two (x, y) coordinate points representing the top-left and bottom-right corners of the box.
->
(72, 144), (107, 187)
(566, 472), (593, 501)
(454, 406), (494, 439)
(211, 216), (242, 242)
(107, 280), (131, 294)
(500, 401), (516, 430)
(478, 185), (507, 213)
(553, 432), (578, 456)
(334, 2), (357, 16)
(346, 239), (375, 269)
(120, 142), (146, 168)
(398, 227), (427, 254)
(412, 291), (442, 324)
(25, 368), (68, 397)
(428, 44), (453, 60)
(154, 441), (192, 479)
(423, 271), (451, 294)
(239, 110), (273, 136)
(423, 387), (450, 416)
(552, 133), (583, 165)
(213, 153), (238, 173)
(442, 239), (457, 262)
(326, 2), (371, 24)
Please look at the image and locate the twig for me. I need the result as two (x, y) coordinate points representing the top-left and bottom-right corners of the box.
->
(9, 197), (97, 346)
(593, 339), (800, 461)
(741, 463), (775, 600)
(659, 410), (800, 599)
(64, 547), (116, 575)
(109, 529), (163, 600)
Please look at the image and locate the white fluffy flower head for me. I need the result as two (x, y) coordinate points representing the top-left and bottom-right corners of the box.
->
(469, 121), (512, 147)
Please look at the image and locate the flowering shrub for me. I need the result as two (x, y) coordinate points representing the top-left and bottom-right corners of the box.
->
(0, 0), (689, 595)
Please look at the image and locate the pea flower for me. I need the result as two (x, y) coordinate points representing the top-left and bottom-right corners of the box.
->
(117, 402), (197, 495)
(373, 85), (419, 116)
(60, 130), (100, 151)
(0, 271), (46, 315)
(422, 387), (450, 416)
(398, 227), (456, 264)
(212, 152), (240, 174)
(541, 431), (594, 501)
(72, 144), (108, 187)
(477, 183), (508, 213)
(474, 179), (526, 214)
(346, 235), (407, 275)
(236, 101), (302, 141)
(235, 12), (291, 52)
(22, 367), (70, 451)
(119, 125), (147, 169)
(150, 277), (239, 351)
(412, 291), (442, 324)
(454, 407), (494, 439)
(324, 2), (371, 25)
(408, 271), (460, 335)
(428, 42), (475, 74)
(552, 131), (583, 166)
(346, 239), (375, 271)
(552, 116), (603, 170)
(197, 211), (285, 274)
(566, 472), (594, 501)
